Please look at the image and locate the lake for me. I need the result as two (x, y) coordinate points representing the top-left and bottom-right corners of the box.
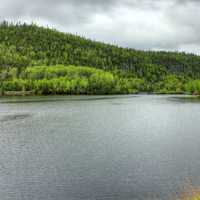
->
(0, 95), (200, 200)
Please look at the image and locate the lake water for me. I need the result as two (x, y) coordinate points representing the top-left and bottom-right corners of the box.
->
(0, 95), (200, 200)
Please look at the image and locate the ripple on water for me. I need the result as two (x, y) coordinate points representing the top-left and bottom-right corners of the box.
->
(0, 113), (31, 122)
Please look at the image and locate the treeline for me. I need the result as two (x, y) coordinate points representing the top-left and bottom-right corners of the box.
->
(1, 65), (199, 95)
(1, 22), (200, 95)
(1, 65), (145, 95)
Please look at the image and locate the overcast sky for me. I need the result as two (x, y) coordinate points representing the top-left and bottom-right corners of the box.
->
(1, 0), (200, 54)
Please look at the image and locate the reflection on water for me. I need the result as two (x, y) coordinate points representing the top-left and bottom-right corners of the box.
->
(0, 113), (31, 122)
(0, 95), (138, 104)
(0, 95), (200, 200)
(168, 95), (200, 103)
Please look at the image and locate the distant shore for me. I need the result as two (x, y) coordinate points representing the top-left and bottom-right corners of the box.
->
(0, 91), (196, 97)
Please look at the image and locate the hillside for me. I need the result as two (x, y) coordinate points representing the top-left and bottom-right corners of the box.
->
(1, 21), (200, 95)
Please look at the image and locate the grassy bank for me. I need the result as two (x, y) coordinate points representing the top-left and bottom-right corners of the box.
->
(179, 186), (200, 200)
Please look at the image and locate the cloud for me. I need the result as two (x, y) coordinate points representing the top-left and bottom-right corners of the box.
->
(0, 0), (200, 54)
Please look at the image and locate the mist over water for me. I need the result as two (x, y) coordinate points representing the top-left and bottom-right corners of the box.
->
(0, 95), (200, 200)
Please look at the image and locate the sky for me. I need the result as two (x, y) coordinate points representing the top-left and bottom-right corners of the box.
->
(0, 0), (200, 54)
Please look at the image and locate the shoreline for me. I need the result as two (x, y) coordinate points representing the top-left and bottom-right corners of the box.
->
(0, 91), (196, 97)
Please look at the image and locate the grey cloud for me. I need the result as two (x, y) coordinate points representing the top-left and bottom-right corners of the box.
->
(0, 0), (200, 54)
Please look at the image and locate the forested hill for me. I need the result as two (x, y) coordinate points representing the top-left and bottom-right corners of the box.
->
(1, 22), (200, 95)
(1, 21), (200, 79)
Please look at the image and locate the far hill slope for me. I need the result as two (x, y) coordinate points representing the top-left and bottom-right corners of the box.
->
(1, 22), (200, 79)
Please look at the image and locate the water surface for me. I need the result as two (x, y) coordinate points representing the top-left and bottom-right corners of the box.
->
(0, 95), (200, 200)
